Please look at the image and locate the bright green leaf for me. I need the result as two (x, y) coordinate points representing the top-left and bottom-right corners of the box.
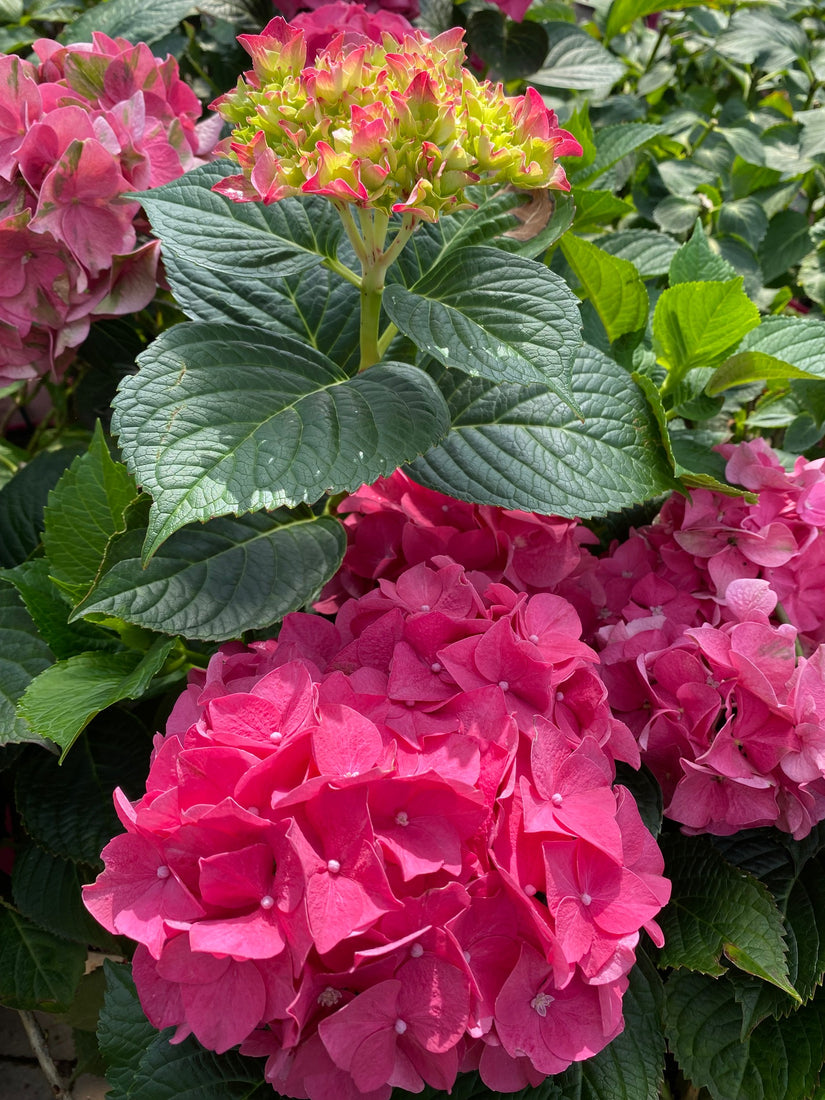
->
(18, 638), (174, 757)
(739, 316), (825, 372)
(111, 323), (450, 559)
(707, 351), (821, 396)
(382, 245), (582, 401)
(572, 189), (636, 231)
(653, 278), (760, 391)
(42, 423), (137, 602)
(0, 902), (86, 1012)
(669, 221), (737, 285)
(597, 229), (679, 278)
(408, 343), (676, 517)
(73, 510), (345, 642)
(560, 235), (648, 343)
(605, 0), (735, 39)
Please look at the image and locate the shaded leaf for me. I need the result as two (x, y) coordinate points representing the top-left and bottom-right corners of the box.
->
(0, 902), (85, 1011)
(0, 446), (85, 568)
(0, 580), (54, 747)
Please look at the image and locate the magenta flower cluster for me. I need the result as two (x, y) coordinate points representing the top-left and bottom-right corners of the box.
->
(84, 549), (669, 1095)
(0, 34), (219, 389)
(584, 438), (825, 838)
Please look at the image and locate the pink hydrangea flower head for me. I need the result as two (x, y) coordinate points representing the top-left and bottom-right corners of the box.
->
(85, 551), (668, 1096)
(211, 20), (581, 220)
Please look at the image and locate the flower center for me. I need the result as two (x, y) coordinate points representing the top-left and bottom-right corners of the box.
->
(530, 991), (554, 1017)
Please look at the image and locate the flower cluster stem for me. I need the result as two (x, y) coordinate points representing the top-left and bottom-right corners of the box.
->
(18, 1010), (73, 1100)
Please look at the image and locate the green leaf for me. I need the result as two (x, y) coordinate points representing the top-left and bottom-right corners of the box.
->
(0, 446), (85, 568)
(383, 245), (581, 404)
(3, 558), (120, 659)
(59, 0), (193, 45)
(0, 580), (54, 747)
(715, 9), (809, 70)
(466, 8), (549, 80)
(574, 123), (664, 185)
(658, 835), (798, 999)
(653, 278), (760, 391)
(14, 720), (150, 864)
(99, 962), (271, 1100)
(717, 197), (769, 252)
(572, 190), (636, 231)
(560, 234), (648, 343)
(739, 316), (825, 373)
(111, 323), (450, 559)
(665, 971), (825, 1100)
(604, 0), (734, 39)
(0, 902), (86, 1012)
(42, 423), (137, 602)
(758, 210), (814, 285)
(18, 638), (174, 757)
(12, 843), (114, 948)
(137, 162), (340, 280)
(408, 343), (676, 517)
(668, 221), (737, 285)
(597, 230), (679, 279)
(707, 351), (821, 396)
(73, 510), (345, 642)
(161, 250), (362, 374)
(652, 196), (703, 236)
(532, 22), (624, 93)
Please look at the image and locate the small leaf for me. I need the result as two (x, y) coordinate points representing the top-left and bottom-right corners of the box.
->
(382, 245), (582, 403)
(73, 510), (346, 642)
(18, 638), (174, 757)
(409, 343), (676, 517)
(574, 123), (664, 185)
(658, 835), (798, 999)
(111, 322), (450, 558)
(560, 234), (648, 343)
(717, 197), (769, 252)
(572, 190), (636, 231)
(42, 422), (137, 601)
(0, 902), (86, 1011)
(740, 316), (825, 372)
(59, 0), (193, 44)
(653, 278), (760, 390)
(137, 162), (340, 279)
(0, 580), (54, 747)
(669, 221), (737, 285)
(0, 446), (85, 568)
(707, 351), (821, 396)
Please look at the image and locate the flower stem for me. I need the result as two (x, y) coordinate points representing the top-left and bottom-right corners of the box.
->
(18, 1011), (73, 1100)
(359, 262), (385, 370)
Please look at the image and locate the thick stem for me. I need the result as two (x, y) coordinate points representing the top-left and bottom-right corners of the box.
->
(359, 262), (385, 371)
(18, 1011), (73, 1100)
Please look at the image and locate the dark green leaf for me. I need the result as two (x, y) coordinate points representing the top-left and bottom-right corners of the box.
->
(18, 638), (174, 757)
(614, 763), (663, 837)
(669, 221), (737, 285)
(758, 210), (814, 284)
(0, 446), (85, 568)
(14, 719), (149, 864)
(717, 198), (770, 252)
(42, 422), (137, 602)
(99, 962), (271, 1100)
(466, 9), (549, 80)
(111, 323), (450, 558)
(383, 245), (582, 403)
(0, 902), (86, 1011)
(575, 124), (664, 185)
(666, 971), (825, 1100)
(715, 9), (809, 70)
(12, 843), (115, 948)
(137, 162), (340, 280)
(560, 235), (648, 343)
(74, 511), (345, 642)
(658, 834), (797, 999)
(409, 343), (676, 517)
(59, 0), (193, 45)
(0, 580), (54, 747)
(653, 196), (703, 236)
